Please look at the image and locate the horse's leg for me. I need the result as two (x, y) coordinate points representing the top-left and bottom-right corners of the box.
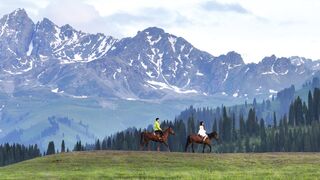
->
(140, 133), (144, 151)
(185, 141), (189, 152)
(208, 144), (212, 153)
(140, 141), (144, 151)
(202, 144), (206, 153)
(191, 143), (195, 153)
(163, 142), (170, 152)
(157, 143), (160, 152)
(147, 141), (150, 151)
(141, 137), (147, 151)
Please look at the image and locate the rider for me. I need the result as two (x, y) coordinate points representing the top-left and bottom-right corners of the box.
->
(154, 118), (163, 139)
(198, 121), (208, 142)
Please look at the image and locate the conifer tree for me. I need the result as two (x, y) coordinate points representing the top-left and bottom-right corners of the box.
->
(95, 139), (101, 150)
(61, 140), (65, 153)
(46, 141), (55, 155)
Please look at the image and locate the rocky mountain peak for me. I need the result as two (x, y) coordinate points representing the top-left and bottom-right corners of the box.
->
(0, 8), (34, 58)
(8, 8), (28, 19)
(216, 51), (244, 66)
(141, 26), (165, 36)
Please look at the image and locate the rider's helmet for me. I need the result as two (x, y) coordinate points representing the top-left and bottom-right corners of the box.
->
(200, 121), (204, 126)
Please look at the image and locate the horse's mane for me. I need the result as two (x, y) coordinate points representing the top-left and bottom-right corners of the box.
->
(207, 131), (217, 139)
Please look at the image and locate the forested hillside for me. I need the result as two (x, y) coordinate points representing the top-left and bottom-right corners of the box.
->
(83, 87), (320, 152)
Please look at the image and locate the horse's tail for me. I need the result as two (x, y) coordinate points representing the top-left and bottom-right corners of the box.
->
(185, 135), (190, 152)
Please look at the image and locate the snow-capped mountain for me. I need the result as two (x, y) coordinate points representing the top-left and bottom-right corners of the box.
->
(33, 18), (117, 63)
(1, 9), (320, 100)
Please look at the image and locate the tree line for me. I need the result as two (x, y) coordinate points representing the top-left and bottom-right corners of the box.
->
(74, 88), (320, 153)
(0, 143), (41, 166)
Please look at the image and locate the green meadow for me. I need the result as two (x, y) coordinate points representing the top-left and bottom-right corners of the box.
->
(0, 151), (319, 179)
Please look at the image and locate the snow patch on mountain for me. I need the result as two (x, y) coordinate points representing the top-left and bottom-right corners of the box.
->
(141, 61), (147, 69)
(0, 14), (9, 36)
(27, 40), (33, 56)
(223, 71), (229, 83)
(269, 89), (277, 93)
(196, 70), (204, 76)
(262, 63), (278, 75)
(51, 88), (59, 93)
(147, 80), (197, 94)
(168, 36), (177, 52)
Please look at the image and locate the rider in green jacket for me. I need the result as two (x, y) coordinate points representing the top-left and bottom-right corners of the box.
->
(154, 118), (163, 139)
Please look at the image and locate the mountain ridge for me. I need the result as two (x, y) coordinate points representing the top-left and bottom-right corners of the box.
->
(0, 8), (320, 100)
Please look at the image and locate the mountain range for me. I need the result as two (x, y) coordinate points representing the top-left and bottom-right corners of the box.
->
(1, 9), (320, 149)
(1, 9), (320, 101)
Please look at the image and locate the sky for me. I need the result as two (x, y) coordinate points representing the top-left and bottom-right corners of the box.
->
(0, 0), (319, 63)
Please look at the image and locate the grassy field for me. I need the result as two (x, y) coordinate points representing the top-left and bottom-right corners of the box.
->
(0, 151), (320, 179)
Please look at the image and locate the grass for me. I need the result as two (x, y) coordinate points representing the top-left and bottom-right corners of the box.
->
(0, 151), (320, 179)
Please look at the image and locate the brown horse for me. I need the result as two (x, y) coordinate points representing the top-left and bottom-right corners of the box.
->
(185, 131), (219, 153)
(140, 127), (175, 151)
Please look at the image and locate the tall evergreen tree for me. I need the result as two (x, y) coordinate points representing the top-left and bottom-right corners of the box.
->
(245, 136), (251, 152)
(222, 106), (231, 142)
(239, 114), (245, 138)
(313, 88), (320, 122)
(247, 108), (257, 136)
(187, 114), (195, 135)
(46, 141), (55, 155)
(288, 103), (295, 126)
(294, 96), (304, 126)
(61, 140), (65, 153)
(101, 139), (107, 150)
(273, 112), (277, 128)
(307, 90), (313, 124)
(212, 118), (217, 132)
(259, 118), (267, 152)
(232, 113), (236, 141)
(95, 139), (101, 150)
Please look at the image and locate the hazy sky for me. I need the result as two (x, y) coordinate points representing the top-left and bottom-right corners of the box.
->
(0, 0), (319, 63)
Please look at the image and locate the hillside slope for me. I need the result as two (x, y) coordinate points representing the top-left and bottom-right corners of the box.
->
(0, 151), (319, 179)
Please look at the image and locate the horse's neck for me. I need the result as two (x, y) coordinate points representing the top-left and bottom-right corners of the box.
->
(207, 133), (213, 139)
(162, 129), (169, 139)
(208, 133), (216, 140)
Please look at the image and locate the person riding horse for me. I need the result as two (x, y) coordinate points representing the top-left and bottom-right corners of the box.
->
(198, 121), (208, 142)
(154, 118), (163, 140)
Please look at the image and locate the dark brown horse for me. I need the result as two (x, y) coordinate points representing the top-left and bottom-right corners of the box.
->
(185, 131), (219, 153)
(140, 127), (175, 151)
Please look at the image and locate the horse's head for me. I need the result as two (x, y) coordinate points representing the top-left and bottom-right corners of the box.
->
(168, 127), (175, 135)
(209, 131), (219, 141)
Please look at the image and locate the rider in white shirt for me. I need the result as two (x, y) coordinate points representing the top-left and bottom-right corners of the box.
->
(198, 121), (208, 142)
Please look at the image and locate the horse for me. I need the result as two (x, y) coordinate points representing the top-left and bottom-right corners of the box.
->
(185, 131), (219, 153)
(140, 127), (175, 152)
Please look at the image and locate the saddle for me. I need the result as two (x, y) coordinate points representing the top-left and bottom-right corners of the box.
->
(198, 134), (207, 141)
(153, 132), (163, 140)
